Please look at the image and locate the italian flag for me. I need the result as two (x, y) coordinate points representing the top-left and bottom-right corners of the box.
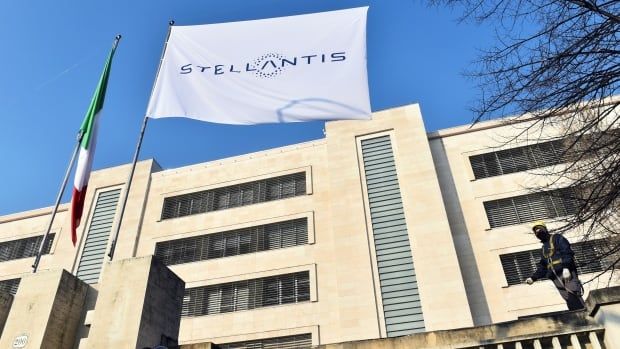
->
(70, 39), (119, 246)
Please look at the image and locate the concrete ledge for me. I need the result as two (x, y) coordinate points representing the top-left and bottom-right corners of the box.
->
(174, 284), (620, 348)
(315, 311), (601, 349)
(179, 343), (214, 349)
(586, 286), (620, 316)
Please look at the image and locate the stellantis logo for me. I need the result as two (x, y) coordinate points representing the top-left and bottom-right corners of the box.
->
(179, 51), (346, 78)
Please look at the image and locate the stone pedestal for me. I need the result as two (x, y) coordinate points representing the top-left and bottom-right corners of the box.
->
(87, 255), (185, 348)
(0, 269), (87, 349)
(587, 286), (620, 349)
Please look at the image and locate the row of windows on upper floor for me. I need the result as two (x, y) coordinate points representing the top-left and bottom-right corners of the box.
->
(2, 237), (610, 311)
(154, 218), (308, 265)
(483, 187), (578, 229)
(468, 130), (618, 180)
(159, 136), (575, 232)
(159, 137), (584, 233)
(0, 234), (54, 264)
(160, 165), (578, 233)
(469, 139), (566, 179)
(0, 169), (580, 270)
(161, 172), (306, 220)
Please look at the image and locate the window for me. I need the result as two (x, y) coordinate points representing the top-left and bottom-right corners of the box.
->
(161, 172), (306, 220)
(215, 334), (312, 349)
(0, 278), (20, 295)
(155, 218), (308, 265)
(0, 234), (55, 262)
(470, 130), (620, 180)
(484, 188), (579, 228)
(470, 140), (565, 179)
(182, 271), (310, 317)
(500, 239), (611, 285)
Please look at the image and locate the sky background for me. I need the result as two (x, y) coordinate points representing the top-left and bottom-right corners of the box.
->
(0, 0), (495, 215)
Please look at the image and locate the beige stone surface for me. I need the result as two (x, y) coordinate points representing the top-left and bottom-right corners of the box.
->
(429, 114), (620, 325)
(0, 269), (87, 349)
(86, 255), (184, 349)
(0, 103), (616, 346)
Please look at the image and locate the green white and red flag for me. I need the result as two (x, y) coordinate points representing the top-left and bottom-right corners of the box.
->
(71, 40), (119, 246)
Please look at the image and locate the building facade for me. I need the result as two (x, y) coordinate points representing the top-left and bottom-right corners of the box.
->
(0, 103), (615, 347)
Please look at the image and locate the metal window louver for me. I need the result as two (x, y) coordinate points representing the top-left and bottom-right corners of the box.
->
(470, 139), (565, 179)
(0, 234), (55, 263)
(216, 334), (312, 349)
(0, 278), (20, 295)
(161, 172), (306, 220)
(155, 218), (308, 266)
(182, 271), (310, 317)
(361, 135), (425, 337)
(484, 188), (579, 229)
(76, 188), (121, 284)
(500, 239), (611, 285)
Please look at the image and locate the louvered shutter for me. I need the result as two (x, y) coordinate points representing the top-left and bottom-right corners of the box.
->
(161, 173), (306, 220)
(76, 188), (121, 284)
(0, 278), (20, 295)
(0, 234), (54, 262)
(484, 188), (579, 228)
(469, 139), (566, 179)
(361, 135), (425, 337)
(183, 272), (309, 317)
(155, 218), (307, 266)
(217, 334), (312, 349)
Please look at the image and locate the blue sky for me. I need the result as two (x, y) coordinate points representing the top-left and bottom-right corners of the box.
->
(0, 0), (494, 215)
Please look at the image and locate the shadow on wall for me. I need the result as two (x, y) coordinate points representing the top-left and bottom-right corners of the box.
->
(429, 138), (492, 326)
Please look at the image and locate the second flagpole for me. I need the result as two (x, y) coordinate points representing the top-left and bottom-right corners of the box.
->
(107, 20), (175, 260)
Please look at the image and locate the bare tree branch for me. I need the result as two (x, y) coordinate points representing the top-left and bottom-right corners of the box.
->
(431, 0), (620, 282)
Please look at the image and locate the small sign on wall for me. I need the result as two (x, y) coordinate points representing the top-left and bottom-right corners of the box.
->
(12, 334), (28, 348)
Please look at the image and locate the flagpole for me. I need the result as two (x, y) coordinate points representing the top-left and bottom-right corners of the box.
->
(32, 35), (122, 273)
(108, 21), (175, 261)
(32, 132), (83, 273)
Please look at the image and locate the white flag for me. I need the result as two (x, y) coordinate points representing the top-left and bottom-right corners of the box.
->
(146, 7), (371, 124)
